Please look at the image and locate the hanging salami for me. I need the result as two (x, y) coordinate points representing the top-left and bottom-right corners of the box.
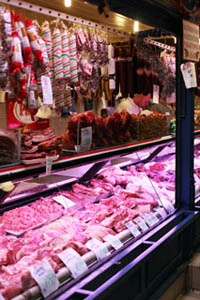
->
(69, 28), (79, 84)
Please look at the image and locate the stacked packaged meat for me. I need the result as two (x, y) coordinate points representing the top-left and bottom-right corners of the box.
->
(0, 161), (175, 299)
(21, 127), (63, 161)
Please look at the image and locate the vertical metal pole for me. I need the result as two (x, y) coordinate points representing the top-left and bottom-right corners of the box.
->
(176, 29), (195, 210)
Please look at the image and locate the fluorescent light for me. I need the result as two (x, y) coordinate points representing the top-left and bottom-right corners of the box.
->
(64, 0), (71, 7)
(133, 21), (139, 33)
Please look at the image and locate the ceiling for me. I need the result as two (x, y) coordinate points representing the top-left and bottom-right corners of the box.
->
(3, 0), (153, 40)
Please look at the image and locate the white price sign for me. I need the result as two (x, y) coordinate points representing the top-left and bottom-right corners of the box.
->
(53, 195), (75, 209)
(41, 76), (53, 105)
(125, 221), (141, 237)
(30, 259), (59, 298)
(134, 217), (149, 232)
(86, 238), (110, 261)
(162, 200), (175, 214)
(154, 206), (168, 219)
(103, 234), (123, 250)
(81, 126), (92, 151)
(58, 248), (88, 278)
(143, 213), (159, 227)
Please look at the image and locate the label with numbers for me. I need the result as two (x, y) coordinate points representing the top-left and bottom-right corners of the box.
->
(58, 248), (88, 278)
(53, 195), (75, 209)
(86, 238), (110, 261)
(162, 200), (175, 214)
(143, 212), (159, 227)
(154, 206), (168, 219)
(81, 126), (92, 151)
(41, 76), (53, 105)
(103, 234), (123, 250)
(30, 259), (59, 298)
(134, 216), (149, 232)
(125, 221), (141, 237)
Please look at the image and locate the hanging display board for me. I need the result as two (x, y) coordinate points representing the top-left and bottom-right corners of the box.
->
(183, 19), (200, 62)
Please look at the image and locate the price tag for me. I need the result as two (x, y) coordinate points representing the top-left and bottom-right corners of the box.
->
(41, 76), (53, 105)
(53, 195), (75, 209)
(162, 199), (175, 214)
(180, 62), (197, 89)
(103, 234), (123, 250)
(0, 293), (5, 300)
(86, 238), (110, 261)
(154, 206), (168, 219)
(143, 212), (159, 227)
(81, 126), (92, 151)
(58, 248), (88, 278)
(125, 221), (141, 237)
(29, 259), (59, 298)
(153, 84), (160, 104)
(134, 216), (149, 232)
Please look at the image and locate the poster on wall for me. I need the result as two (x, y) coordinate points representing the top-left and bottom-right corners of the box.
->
(183, 19), (200, 62)
(7, 99), (49, 130)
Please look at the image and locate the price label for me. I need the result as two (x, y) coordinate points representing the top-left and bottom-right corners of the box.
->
(86, 238), (110, 261)
(154, 206), (168, 219)
(162, 200), (175, 214)
(53, 195), (75, 209)
(0, 293), (5, 300)
(134, 217), (149, 232)
(143, 213), (159, 227)
(58, 248), (88, 278)
(153, 84), (160, 104)
(81, 126), (92, 151)
(125, 221), (141, 237)
(41, 76), (53, 105)
(30, 259), (59, 298)
(103, 234), (123, 250)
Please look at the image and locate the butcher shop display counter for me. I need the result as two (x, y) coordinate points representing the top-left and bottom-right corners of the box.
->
(0, 134), (174, 183)
(0, 138), (180, 300)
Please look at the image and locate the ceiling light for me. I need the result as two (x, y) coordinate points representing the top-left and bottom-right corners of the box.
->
(64, 0), (71, 7)
(133, 21), (139, 33)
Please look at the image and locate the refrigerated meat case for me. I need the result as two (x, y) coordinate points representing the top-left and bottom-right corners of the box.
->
(0, 138), (199, 300)
(0, 0), (199, 300)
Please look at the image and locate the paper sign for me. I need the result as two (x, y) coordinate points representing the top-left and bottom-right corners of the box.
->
(46, 157), (53, 175)
(103, 234), (123, 250)
(153, 85), (160, 104)
(41, 76), (53, 105)
(142, 212), (159, 227)
(181, 62), (197, 89)
(86, 238), (109, 261)
(125, 221), (141, 237)
(53, 195), (75, 209)
(58, 248), (88, 278)
(183, 19), (200, 62)
(161, 199), (175, 214)
(30, 259), (59, 298)
(153, 206), (168, 219)
(134, 216), (149, 232)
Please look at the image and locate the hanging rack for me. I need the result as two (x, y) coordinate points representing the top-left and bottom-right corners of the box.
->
(0, 0), (132, 38)
(144, 37), (176, 52)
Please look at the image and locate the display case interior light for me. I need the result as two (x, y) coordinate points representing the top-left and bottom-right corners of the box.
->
(133, 21), (139, 33)
(64, 0), (72, 7)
